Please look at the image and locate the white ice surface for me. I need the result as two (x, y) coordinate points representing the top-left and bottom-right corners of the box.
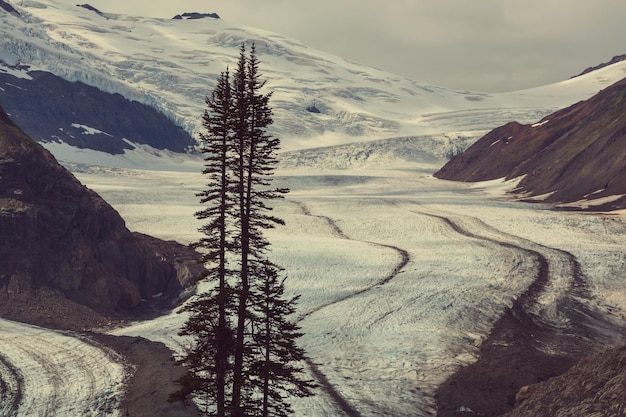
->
(1, 137), (624, 416)
(67, 145), (621, 417)
(0, 320), (128, 417)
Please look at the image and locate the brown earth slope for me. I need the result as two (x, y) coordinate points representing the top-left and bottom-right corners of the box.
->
(435, 77), (626, 211)
(0, 105), (202, 329)
(503, 346), (626, 417)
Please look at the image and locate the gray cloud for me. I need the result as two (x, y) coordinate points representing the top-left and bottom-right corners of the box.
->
(77, 1), (626, 92)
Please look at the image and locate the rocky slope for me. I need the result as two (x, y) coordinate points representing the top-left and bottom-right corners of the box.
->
(572, 54), (626, 78)
(504, 346), (626, 416)
(435, 77), (626, 211)
(0, 105), (202, 329)
(0, 0), (18, 15)
(0, 70), (196, 154)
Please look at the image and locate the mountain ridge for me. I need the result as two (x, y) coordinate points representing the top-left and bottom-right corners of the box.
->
(571, 54), (626, 79)
(3, 0), (626, 158)
(434, 77), (626, 211)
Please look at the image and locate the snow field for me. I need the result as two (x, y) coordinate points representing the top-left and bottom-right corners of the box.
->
(77, 156), (617, 416)
(0, 136), (617, 417)
(5, 0), (626, 151)
(0, 319), (128, 417)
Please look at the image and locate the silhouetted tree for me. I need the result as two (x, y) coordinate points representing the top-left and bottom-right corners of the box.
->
(173, 43), (314, 417)
(230, 42), (290, 417)
(249, 261), (316, 417)
(173, 70), (237, 417)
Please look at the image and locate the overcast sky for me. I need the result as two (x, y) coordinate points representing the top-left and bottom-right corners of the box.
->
(79, 1), (626, 93)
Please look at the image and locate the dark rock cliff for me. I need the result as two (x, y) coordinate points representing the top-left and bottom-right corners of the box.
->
(76, 4), (104, 16)
(0, 105), (202, 329)
(435, 77), (626, 211)
(0, 70), (196, 155)
(172, 12), (220, 20)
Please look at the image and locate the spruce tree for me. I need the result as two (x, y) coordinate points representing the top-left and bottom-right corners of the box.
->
(230, 43), (251, 416)
(249, 261), (316, 417)
(230, 42), (290, 417)
(172, 70), (237, 417)
(174, 292), (229, 415)
(173, 43), (314, 417)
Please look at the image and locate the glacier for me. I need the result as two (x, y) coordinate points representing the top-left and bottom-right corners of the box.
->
(0, 1), (625, 416)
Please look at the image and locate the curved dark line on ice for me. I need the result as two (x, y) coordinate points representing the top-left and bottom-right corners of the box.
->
(298, 242), (409, 321)
(420, 211), (594, 322)
(304, 360), (363, 417)
(0, 353), (23, 417)
(419, 212), (551, 315)
(293, 201), (410, 319)
(292, 201), (410, 417)
(416, 210), (625, 416)
(295, 201), (349, 240)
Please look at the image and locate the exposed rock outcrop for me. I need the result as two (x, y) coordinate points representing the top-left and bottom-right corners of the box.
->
(76, 4), (103, 16)
(0, 0), (19, 16)
(0, 105), (202, 329)
(572, 54), (626, 78)
(504, 346), (626, 416)
(172, 12), (220, 20)
(0, 70), (196, 154)
(435, 77), (626, 211)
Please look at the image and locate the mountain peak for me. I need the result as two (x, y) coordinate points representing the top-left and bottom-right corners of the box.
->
(172, 12), (220, 20)
(571, 54), (626, 79)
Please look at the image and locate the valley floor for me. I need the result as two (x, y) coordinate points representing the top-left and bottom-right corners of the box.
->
(1, 149), (625, 416)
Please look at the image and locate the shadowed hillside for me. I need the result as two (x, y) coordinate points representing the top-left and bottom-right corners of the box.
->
(503, 346), (626, 416)
(0, 105), (202, 329)
(435, 77), (626, 211)
(0, 71), (196, 154)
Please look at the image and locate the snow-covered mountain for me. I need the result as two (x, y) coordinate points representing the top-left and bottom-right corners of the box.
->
(1, 3), (626, 417)
(2, 0), (626, 159)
